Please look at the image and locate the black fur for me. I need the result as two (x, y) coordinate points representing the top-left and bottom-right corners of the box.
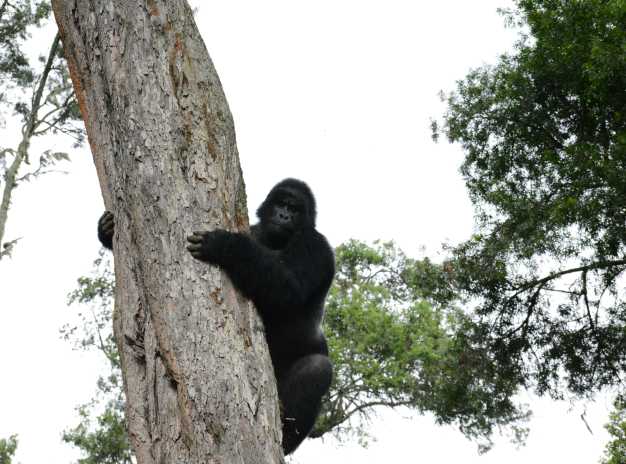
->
(187, 178), (334, 454)
(97, 211), (114, 250)
(98, 179), (334, 455)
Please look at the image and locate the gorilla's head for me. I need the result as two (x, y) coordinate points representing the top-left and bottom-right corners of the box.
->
(256, 178), (316, 247)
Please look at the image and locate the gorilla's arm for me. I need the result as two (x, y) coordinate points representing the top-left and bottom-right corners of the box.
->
(187, 229), (334, 316)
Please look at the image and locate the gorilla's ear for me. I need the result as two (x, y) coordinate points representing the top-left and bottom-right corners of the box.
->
(256, 196), (273, 223)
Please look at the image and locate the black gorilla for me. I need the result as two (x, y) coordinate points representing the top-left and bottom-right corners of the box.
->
(97, 178), (334, 455)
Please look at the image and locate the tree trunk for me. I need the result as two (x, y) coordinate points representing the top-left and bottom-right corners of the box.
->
(51, 2), (284, 462)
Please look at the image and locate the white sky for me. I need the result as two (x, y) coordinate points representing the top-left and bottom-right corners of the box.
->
(0, 1), (614, 463)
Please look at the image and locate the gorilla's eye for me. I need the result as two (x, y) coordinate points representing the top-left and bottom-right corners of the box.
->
(278, 199), (298, 210)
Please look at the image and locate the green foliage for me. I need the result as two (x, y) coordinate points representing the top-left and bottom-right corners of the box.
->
(314, 240), (529, 452)
(434, 0), (626, 399)
(0, 1), (84, 258)
(64, 251), (116, 356)
(62, 251), (132, 464)
(62, 399), (131, 464)
(0, 0), (75, 126)
(0, 0), (51, 90)
(601, 393), (626, 464)
(0, 435), (18, 464)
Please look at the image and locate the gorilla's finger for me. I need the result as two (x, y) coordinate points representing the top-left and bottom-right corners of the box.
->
(100, 217), (114, 230)
(189, 250), (203, 259)
(187, 234), (203, 244)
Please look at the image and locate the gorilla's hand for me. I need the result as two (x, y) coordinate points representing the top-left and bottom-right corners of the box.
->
(186, 230), (229, 264)
(98, 211), (115, 250)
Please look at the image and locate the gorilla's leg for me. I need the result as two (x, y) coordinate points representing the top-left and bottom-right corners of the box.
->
(278, 354), (332, 455)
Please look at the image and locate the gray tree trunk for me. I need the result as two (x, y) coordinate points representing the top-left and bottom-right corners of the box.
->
(52, 1), (284, 463)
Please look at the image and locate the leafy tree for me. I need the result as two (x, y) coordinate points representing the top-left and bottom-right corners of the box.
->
(65, 241), (530, 458)
(314, 240), (529, 451)
(61, 251), (131, 464)
(434, 0), (626, 399)
(0, 0), (83, 259)
(601, 393), (626, 464)
(0, 435), (18, 464)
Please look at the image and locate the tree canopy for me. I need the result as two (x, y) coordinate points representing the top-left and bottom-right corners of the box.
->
(601, 393), (626, 464)
(0, 435), (18, 464)
(315, 240), (528, 451)
(0, 0), (83, 258)
(62, 252), (132, 464)
(434, 0), (626, 398)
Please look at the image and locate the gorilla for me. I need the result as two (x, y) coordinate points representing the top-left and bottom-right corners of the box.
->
(97, 178), (334, 455)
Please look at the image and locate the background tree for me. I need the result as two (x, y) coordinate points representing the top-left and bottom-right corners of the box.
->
(62, 252), (131, 464)
(0, 0), (83, 258)
(52, 1), (282, 462)
(601, 394), (626, 464)
(314, 240), (528, 452)
(0, 435), (18, 464)
(434, 0), (626, 399)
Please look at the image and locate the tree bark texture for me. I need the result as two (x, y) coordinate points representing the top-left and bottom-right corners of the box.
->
(52, 2), (284, 463)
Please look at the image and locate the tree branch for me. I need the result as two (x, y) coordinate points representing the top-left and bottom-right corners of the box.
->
(510, 259), (626, 297)
(0, 33), (61, 254)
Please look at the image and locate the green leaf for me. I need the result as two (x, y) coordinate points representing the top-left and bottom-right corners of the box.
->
(435, 0), (626, 405)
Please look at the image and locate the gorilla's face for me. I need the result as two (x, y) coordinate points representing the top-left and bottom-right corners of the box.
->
(257, 180), (315, 248)
(268, 188), (304, 229)
(262, 188), (306, 244)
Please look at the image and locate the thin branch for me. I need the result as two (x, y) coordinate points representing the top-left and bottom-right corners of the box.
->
(89, 306), (117, 367)
(580, 410), (593, 435)
(25, 33), (62, 139)
(542, 287), (581, 296)
(363, 268), (391, 285)
(581, 269), (595, 330)
(508, 281), (546, 336)
(16, 167), (67, 182)
(0, 148), (15, 158)
(340, 399), (414, 425)
(0, 33), (61, 255)
(510, 259), (626, 298)
(0, 0), (9, 20)
(32, 106), (71, 136)
(34, 100), (66, 127)
(51, 124), (83, 142)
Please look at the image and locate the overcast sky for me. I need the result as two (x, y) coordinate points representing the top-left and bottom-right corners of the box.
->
(0, 1), (614, 463)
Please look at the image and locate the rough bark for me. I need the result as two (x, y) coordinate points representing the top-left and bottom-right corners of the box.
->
(51, 1), (284, 463)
